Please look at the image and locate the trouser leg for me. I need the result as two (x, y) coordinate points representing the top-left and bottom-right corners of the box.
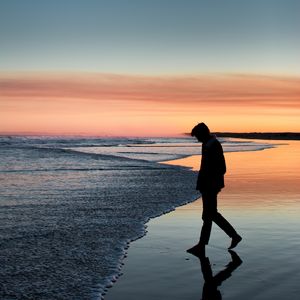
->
(200, 191), (238, 244)
(213, 212), (238, 238)
(199, 193), (216, 245)
(200, 218), (212, 245)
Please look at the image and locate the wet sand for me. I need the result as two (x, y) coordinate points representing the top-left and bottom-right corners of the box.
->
(105, 140), (300, 300)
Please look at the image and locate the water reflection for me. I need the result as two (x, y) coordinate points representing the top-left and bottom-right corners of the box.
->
(190, 249), (243, 300)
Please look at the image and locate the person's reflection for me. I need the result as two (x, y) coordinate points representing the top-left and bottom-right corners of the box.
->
(191, 249), (243, 300)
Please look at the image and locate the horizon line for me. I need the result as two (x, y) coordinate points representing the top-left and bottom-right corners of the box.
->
(1, 131), (300, 137)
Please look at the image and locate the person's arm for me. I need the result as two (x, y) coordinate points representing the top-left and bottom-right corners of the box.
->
(199, 141), (226, 191)
(209, 141), (226, 175)
(196, 170), (203, 191)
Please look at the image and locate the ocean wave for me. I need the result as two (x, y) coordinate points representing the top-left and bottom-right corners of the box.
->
(0, 135), (153, 148)
(0, 136), (278, 299)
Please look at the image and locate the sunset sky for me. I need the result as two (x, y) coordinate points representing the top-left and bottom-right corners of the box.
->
(1, 0), (299, 136)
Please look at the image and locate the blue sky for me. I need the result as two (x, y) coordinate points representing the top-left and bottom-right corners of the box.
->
(0, 0), (299, 75)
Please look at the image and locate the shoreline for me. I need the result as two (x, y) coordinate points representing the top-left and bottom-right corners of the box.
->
(100, 175), (200, 299)
(105, 141), (300, 300)
(98, 139), (280, 297)
(101, 140), (275, 297)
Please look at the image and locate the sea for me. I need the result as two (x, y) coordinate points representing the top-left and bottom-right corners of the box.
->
(0, 136), (275, 299)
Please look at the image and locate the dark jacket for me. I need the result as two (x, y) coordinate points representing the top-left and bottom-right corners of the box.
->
(196, 136), (226, 193)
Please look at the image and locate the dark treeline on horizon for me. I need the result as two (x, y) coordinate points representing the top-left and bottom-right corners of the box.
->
(213, 132), (300, 140)
(184, 132), (300, 140)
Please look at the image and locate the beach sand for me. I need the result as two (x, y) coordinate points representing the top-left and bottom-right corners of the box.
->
(105, 140), (300, 300)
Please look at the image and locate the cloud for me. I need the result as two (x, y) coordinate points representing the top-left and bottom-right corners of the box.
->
(1, 72), (300, 109)
(1, 72), (300, 135)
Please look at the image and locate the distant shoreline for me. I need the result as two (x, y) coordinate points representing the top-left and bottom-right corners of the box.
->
(213, 132), (300, 140)
(1, 132), (300, 141)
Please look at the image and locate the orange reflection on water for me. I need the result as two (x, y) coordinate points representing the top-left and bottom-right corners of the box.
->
(164, 140), (300, 210)
(225, 141), (300, 195)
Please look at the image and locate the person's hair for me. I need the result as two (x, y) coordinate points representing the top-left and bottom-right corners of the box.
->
(191, 122), (210, 137)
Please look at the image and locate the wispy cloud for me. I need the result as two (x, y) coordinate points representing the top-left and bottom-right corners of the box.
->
(1, 72), (299, 108)
(1, 72), (300, 135)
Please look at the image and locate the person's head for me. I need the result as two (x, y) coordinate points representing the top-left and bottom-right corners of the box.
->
(191, 122), (210, 142)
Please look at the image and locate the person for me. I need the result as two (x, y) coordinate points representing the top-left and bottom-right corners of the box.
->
(187, 123), (242, 253)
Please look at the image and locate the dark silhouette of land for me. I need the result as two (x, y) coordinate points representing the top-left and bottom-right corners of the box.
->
(184, 132), (300, 140)
(214, 132), (300, 140)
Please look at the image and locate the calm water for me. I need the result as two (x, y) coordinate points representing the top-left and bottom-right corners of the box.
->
(0, 136), (277, 299)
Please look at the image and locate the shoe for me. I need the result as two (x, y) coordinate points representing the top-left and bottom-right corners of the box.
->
(187, 243), (205, 254)
(228, 235), (242, 250)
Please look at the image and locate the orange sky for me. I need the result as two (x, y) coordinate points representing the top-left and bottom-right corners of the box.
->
(0, 72), (299, 136)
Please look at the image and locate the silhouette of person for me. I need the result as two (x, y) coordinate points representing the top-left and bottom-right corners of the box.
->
(188, 123), (242, 253)
(195, 249), (243, 300)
